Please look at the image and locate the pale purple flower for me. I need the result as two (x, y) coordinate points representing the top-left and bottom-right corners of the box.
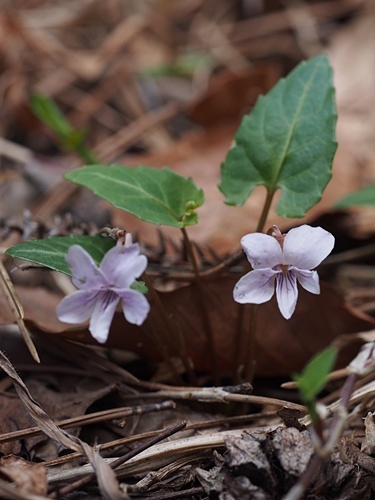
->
(348, 342), (375, 376)
(57, 236), (150, 343)
(233, 225), (335, 319)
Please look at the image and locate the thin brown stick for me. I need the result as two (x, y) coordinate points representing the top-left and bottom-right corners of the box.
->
(123, 386), (306, 411)
(54, 420), (187, 497)
(94, 101), (180, 163)
(0, 400), (176, 445)
(45, 409), (279, 468)
(136, 486), (205, 499)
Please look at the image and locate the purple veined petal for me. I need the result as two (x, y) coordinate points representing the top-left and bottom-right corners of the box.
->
(290, 267), (320, 294)
(89, 290), (119, 343)
(101, 245), (147, 288)
(275, 271), (298, 320)
(56, 289), (98, 324)
(282, 225), (335, 269)
(66, 245), (107, 290)
(117, 289), (150, 325)
(233, 268), (277, 304)
(241, 233), (282, 269)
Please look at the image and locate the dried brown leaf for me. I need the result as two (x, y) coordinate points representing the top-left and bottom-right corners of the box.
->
(0, 455), (47, 497)
(361, 412), (375, 455)
(0, 350), (125, 499)
(5, 279), (372, 377)
(104, 280), (375, 376)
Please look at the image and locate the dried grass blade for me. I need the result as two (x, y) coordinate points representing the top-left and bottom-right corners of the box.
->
(0, 260), (40, 363)
(0, 350), (126, 499)
(0, 349), (81, 452)
(81, 442), (128, 500)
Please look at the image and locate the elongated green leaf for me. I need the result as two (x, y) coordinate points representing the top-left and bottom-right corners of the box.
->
(142, 52), (213, 77)
(31, 94), (74, 139)
(219, 55), (337, 218)
(65, 165), (205, 227)
(6, 236), (115, 276)
(335, 184), (375, 208)
(292, 346), (338, 403)
(31, 94), (98, 164)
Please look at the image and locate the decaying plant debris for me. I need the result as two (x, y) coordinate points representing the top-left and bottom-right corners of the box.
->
(1, 1), (375, 498)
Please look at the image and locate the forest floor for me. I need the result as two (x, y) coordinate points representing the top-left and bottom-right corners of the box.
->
(1, 1), (375, 498)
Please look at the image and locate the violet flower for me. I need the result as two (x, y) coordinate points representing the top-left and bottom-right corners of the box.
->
(233, 225), (335, 319)
(348, 342), (375, 376)
(57, 236), (150, 343)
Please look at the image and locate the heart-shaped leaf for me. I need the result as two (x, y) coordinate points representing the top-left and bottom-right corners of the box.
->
(219, 55), (337, 218)
(6, 235), (115, 276)
(65, 165), (204, 227)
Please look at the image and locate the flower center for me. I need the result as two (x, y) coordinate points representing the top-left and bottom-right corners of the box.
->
(279, 264), (289, 274)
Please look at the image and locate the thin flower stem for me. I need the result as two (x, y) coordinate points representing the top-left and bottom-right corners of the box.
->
(233, 305), (245, 383)
(142, 272), (197, 385)
(283, 372), (358, 500)
(256, 188), (276, 233)
(55, 419), (187, 497)
(244, 304), (259, 382)
(75, 143), (99, 164)
(201, 184), (275, 280)
(181, 227), (219, 385)
(235, 188), (276, 383)
(283, 454), (321, 500)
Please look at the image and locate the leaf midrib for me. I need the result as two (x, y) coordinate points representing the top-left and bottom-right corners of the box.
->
(76, 168), (181, 222)
(269, 65), (320, 191)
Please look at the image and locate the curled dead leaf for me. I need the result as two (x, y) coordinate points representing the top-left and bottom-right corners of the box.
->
(0, 456), (47, 497)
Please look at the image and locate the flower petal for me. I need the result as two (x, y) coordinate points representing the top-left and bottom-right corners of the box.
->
(101, 244), (147, 289)
(275, 272), (298, 319)
(117, 289), (150, 325)
(282, 225), (335, 269)
(66, 245), (107, 290)
(56, 290), (98, 324)
(233, 269), (277, 304)
(291, 267), (320, 294)
(241, 233), (283, 269)
(89, 291), (119, 343)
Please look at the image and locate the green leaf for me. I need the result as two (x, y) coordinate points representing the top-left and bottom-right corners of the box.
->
(219, 55), (337, 218)
(65, 165), (205, 227)
(334, 184), (375, 208)
(5, 235), (115, 276)
(131, 281), (148, 294)
(292, 346), (338, 403)
(31, 94), (98, 164)
(31, 94), (74, 140)
(65, 128), (88, 149)
(142, 52), (213, 77)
